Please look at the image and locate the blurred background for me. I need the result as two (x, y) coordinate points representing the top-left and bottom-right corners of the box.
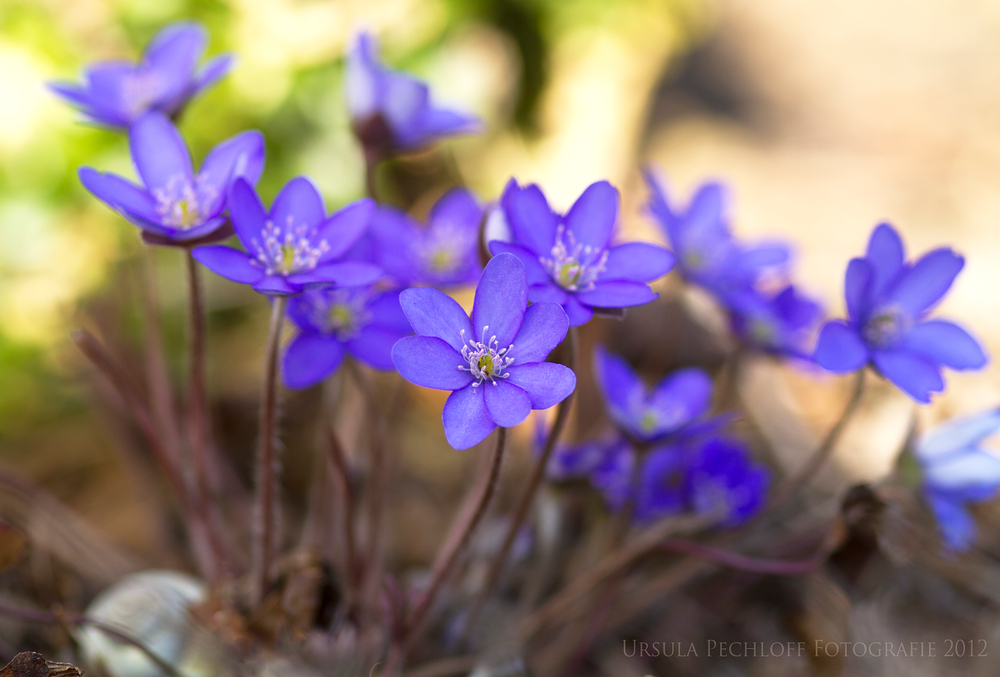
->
(4, 0), (1000, 671)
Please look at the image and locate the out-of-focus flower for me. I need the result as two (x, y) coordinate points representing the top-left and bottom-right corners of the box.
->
(50, 22), (232, 129)
(354, 188), (483, 288)
(593, 345), (713, 442)
(643, 169), (790, 295)
(685, 436), (769, 526)
(490, 179), (674, 326)
(345, 31), (480, 155)
(532, 416), (613, 481)
(282, 286), (412, 389)
(79, 112), (263, 246)
(193, 177), (380, 296)
(391, 253), (576, 450)
(910, 408), (1000, 551)
(725, 285), (823, 358)
(813, 223), (988, 403)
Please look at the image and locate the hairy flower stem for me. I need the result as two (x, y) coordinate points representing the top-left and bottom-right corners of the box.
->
(184, 250), (228, 581)
(768, 369), (866, 512)
(251, 296), (287, 606)
(386, 428), (509, 674)
(465, 327), (578, 633)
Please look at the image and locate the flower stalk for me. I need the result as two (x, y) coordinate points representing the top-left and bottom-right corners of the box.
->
(251, 296), (288, 605)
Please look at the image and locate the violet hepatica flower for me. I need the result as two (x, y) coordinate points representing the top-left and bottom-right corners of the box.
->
(193, 177), (381, 295)
(357, 187), (483, 288)
(643, 169), (789, 295)
(79, 111), (263, 245)
(391, 253), (576, 450)
(283, 286), (412, 389)
(684, 436), (769, 527)
(910, 408), (1000, 552)
(50, 22), (232, 129)
(489, 179), (675, 326)
(724, 285), (823, 359)
(346, 31), (480, 153)
(593, 345), (713, 443)
(813, 223), (988, 403)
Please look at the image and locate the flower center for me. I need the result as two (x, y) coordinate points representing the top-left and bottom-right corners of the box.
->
(459, 325), (515, 387)
(748, 318), (775, 346)
(863, 305), (909, 348)
(429, 249), (454, 272)
(540, 225), (608, 292)
(639, 411), (659, 433)
(153, 174), (217, 229)
(301, 288), (371, 339)
(121, 69), (163, 118)
(252, 217), (330, 276)
(683, 249), (705, 270)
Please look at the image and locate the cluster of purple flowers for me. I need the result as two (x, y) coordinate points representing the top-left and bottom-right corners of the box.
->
(58, 20), (999, 550)
(545, 347), (769, 525)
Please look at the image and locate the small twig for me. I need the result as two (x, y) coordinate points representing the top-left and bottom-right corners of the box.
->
(0, 601), (183, 677)
(467, 327), (578, 631)
(768, 369), (866, 511)
(386, 428), (509, 675)
(251, 296), (288, 606)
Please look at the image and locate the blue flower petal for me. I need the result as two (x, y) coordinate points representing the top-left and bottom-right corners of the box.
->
(165, 216), (228, 242)
(346, 325), (405, 371)
(500, 180), (559, 257)
(197, 130), (265, 211)
(488, 241), (551, 286)
(563, 180), (618, 251)
(602, 242), (675, 282)
(511, 302), (568, 364)
(593, 346), (645, 433)
(505, 362), (576, 409)
(813, 320), (869, 372)
(471, 253), (528, 348)
(192, 245), (263, 284)
(575, 280), (657, 309)
(228, 178), (268, 252)
(917, 408), (1000, 462)
(443, 384), (496, 450)
(287, 261), (383, 289)
(865, 223), (905, 296)
(367, 289), (413, 334)
(253, 275), (298, 296)
(591, 439), (636, 512)
(923, 450), (1000, 495)
(399, 287), (473, 351)
(283, 333), (344, 389)
(844, 257), (872, 323)
(635, 444), (686, 522)
(562, 295), (595, 326)
(79, 167), (160, 223)
(483, 380), (532, 427)
(527, 282), (568, 305)
(903, 320), (987, 370)
(872, 349), (943, 403)
(318, 198), (375, 261)
(648, 368), (714, 436)
(195, 53), (233, 90)
(129, 111), (194, 191)
(392, 336), (472, 390)
(272, 176), (325, 231)
(886, 248), (964, 316)
(925, 491), (977, 551)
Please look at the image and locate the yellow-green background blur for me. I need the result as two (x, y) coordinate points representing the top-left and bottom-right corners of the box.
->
(3, 0), (1000, 556)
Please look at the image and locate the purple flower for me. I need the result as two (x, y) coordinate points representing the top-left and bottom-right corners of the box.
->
(353, 188), (483, 288)
(685, 436), (769, 526)
(282, 286), (412, 389)
(813, 223), (988, 403)
(532, 417), (615, 481)
(345, 31), (480, 153)
(593, 345), (713, 442)
(643, 170), (789, 295)
(724, 285), (823, 358)
(391, 253), (577, 450)
(911, 408), (1000, 551)
(50, 22), (232, 129)
(79, 111), (263, 246)
(489, 180), (675, 326)
(192, 177), (381, 296)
